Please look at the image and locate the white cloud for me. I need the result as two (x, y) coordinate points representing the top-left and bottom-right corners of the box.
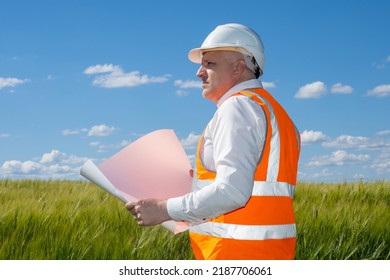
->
(174, 80), (202, 96)
(353, 173), (366, 180)
(298, 168), (342, 181)
(262, 81), (276, 89)
(84, 64), (169, 88)
(1, 159), (78, 178)
(93, 71), (169, 88)
(187, 154), (196, 168)
(367, 84), (390, 97)
(300, 130), (327, 144)
(174, 80), (202, 89)
(323, 135), (369, 149)
(1, 150), (90, 179)
(2, 160), (44, 174)
(370, 146), (390, 175)
(305, 133), (390, 178)
(373, 55), (390, 69)
(62, 128), (88, 135)
(45, 164), (74, 174)
(89, 141), (100, 147)
(63, 125), (116, 137)
(84, 64), (121, 74)
(119, 140), (131, 147)
(330, 83), (353, 94)
(371, 160), (390, 174)
(40, 150), (67, 164)
(376, 130), (390, 136)
(311, 168), (335, 179)
(0, 133), (10, 138)
(66, 155), (90, 164)
(91, 139), (131, 153)
(0, 77), (29, 90)
(323, 134), (389, 150)
(308, 150), (370, 167)
(180, 132), (200, 149)
(175, 90), (189, 97)
(40, 150), (89, 165)
(294, 81), (326, 99)
(88, 124), (116, 137)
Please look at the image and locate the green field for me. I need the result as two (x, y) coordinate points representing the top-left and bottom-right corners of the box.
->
(0, 179), (389, 260)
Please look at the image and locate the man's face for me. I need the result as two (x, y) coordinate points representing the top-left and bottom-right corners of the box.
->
(197, 50), (239, 102)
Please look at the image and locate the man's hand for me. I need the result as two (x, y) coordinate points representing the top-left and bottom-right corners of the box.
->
(126, 199), (170, 226)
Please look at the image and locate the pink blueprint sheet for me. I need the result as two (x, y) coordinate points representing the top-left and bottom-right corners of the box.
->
(98, 129), (192, 203)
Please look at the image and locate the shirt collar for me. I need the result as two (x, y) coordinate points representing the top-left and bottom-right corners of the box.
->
(217, 79), (263, 107)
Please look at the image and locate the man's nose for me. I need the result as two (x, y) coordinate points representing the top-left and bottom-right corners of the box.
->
(196, 65), (205, 77)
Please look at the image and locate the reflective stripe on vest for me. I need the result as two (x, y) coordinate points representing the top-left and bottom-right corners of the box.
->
(249, 90), (281, 181)
(191, 222), (296, 240)
(193, 178), (295, 198)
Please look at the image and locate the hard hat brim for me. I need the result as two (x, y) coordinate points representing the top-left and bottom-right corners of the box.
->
(188, 48), (203, 64)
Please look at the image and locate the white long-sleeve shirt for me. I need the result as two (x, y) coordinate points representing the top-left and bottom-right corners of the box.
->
(167, 79), (267, 223)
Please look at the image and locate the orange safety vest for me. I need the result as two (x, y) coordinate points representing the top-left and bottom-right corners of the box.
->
(189, 88), (301, 260)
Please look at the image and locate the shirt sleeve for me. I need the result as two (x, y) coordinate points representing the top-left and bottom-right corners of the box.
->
(167, 96), (266, 223)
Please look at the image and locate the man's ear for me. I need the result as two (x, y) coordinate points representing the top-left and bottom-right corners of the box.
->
(234, 59), (246, 74)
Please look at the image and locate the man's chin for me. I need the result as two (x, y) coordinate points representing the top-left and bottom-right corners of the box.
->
(202, 91), (216, 102)
(202, 91), (210, 99)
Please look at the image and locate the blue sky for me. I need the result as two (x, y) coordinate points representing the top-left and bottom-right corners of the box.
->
(1, 0), (389, 182)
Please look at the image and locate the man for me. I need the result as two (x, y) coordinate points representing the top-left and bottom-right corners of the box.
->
(127, 23), (301, 260)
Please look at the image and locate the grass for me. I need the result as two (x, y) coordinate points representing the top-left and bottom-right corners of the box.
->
(0, 179), (192, 260)
(0, 179), (388, 259)
(294, 181), (389, 259)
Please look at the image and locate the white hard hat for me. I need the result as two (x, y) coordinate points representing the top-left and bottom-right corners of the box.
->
(188, 23), (265, 77)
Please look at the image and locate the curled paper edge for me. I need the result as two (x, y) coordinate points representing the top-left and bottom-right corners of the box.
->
(80, 159), (188, 233)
